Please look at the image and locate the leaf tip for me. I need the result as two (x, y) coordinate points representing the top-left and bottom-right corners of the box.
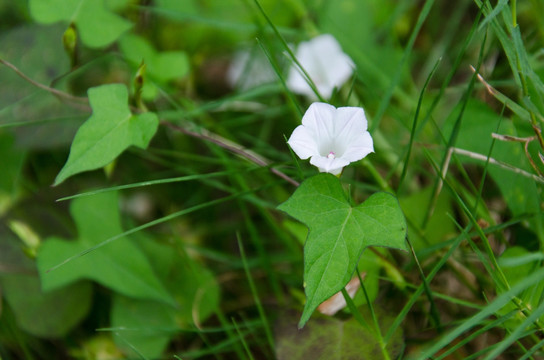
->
(297, 306), (313, 329)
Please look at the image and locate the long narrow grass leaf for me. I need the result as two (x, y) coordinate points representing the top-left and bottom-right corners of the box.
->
(414, 267), (544, 359)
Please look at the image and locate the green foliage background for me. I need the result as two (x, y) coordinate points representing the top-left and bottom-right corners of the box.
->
(1, 0), (544, 359)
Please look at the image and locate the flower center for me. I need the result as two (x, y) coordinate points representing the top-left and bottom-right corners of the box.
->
(327, 151), (336, 159)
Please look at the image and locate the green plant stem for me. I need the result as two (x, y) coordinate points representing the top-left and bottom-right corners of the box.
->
(362, 159), (393, 193)
(511, 0), (517, 27)
(406, 237), (442, 333)
(231, 317), (255, 360)
(237, 234), (275, 352)
(358, 278), (391, 360)
(341, 286), (392, 360)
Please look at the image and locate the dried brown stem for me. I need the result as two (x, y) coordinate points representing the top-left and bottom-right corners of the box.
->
(0, 58), (89, 108)
(491, 132), (544, 177)
(1, 57), (299, 187)
(161, 121), (300, 187)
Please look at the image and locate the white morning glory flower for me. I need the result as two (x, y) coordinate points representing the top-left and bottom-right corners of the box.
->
(287, 34), (355, 99)
(287, 102), (374, 175)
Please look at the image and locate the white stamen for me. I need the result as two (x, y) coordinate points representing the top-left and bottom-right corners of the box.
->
(327, 151), (336, 159)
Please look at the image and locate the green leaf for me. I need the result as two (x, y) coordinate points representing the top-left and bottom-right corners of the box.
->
(36, 191), (175, 306)
(54, 84), (159, 186)
(28, 0), (132, 48)
(0, 274), (92, 338)
(119, 34), (190, 83)
(277, 174), (407, 328)
(111, 237), (220, 358)
(134, 232), (220, 325)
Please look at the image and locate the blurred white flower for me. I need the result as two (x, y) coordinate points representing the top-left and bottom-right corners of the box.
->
(227, 48), (276, 91)
(287, 102), (373, 175)
(287, 34), (354, 99)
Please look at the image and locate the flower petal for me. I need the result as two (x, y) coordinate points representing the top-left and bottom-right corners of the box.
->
(287, 125), (318, 160)
(340, 132), (374, 162)
(310, 155), (350, 175)
(335, 106), (368, 134)
(286, 34), (354, 99)
(302, 102), (336, 153)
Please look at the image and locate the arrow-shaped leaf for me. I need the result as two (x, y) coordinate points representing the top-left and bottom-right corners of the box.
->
(29, 0), (132, 48)
(54, 84), (158, 185)
(37, 191), (175, 306)
(278, 173), (407, 328)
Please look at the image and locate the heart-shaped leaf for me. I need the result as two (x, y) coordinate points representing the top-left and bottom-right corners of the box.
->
(36, 191), (174, 306)
(29, 0), (132, 48)
(54, 84), (158, 185)
(278, 173), (407, 328)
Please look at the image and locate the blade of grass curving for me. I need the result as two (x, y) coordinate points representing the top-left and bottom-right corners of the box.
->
(239, 199), (284, 303)
(232, 317), (255, 360)
(406, 237), (442, 333)
(56, 170), (254, 202)
(158, 83), (283, 121)
(434, 310), (517, 360)
(477, 0), (508, 31)
(473, 0), (521, 86)
(473, 106), (505, 214)
(182, 243), (299, 269)
(214, 309), (247, 359)
(415, 3), (483, 137)
(384, 222), (467, 344)
(520, 338), (544, 360)
(400, 281), (483, 310)
(428, 152), (544, 334)
(256, 38), (302, 118)
(483, 299), (544, 360)
(415, 216), (523, 258)
(139, 148), (286, 210)
(508, 11), (544, 98)
(422, 29), (487, 229)
(471, 66), (531, 121)
(398, 57), (441, 192)
(500, 252), (544, 267)
(509, 21), (544, 146)
(424, 152), (544, 352)
(358, 271), (391, 360)
(210, 139), (287, 303)
(251, 0), (325, 102)
(424, 149), (507, 288)
(415, 267), (544, 359)
(370, 0), (436, 132)
(236, 233), (275, 351)
(417, 0), (469, 83)
(341, 276), (371, 331)
(46, 188), (259, 273)
(177, 326), (254, 359)
(463, 345), (499, 360)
